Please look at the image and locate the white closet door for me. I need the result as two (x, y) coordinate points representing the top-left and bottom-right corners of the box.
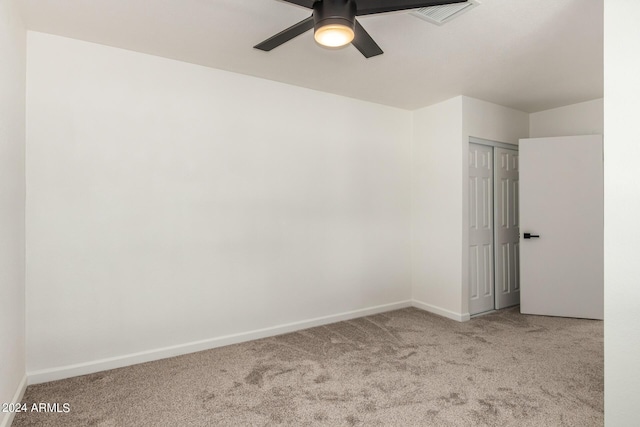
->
(494, 148), (520, 309)
(469, 143), (494, 315)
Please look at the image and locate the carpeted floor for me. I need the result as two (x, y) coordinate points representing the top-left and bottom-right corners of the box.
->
(13, 307), (603, 426)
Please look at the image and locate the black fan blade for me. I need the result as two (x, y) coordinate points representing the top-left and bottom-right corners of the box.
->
(356, 0), (467, 16)
(254, 16), (315, 52)
(352, 20), (383, 58)
(280, 0), (316, 8)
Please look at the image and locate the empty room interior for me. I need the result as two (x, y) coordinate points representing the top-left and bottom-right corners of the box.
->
(1, 0), (638, 426)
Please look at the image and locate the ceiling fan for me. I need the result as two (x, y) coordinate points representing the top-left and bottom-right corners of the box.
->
(254, 0), (468, 58)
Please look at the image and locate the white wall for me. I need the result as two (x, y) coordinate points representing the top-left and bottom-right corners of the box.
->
(26, 32), (413, 379)
(0, 0), (26, 425)
(411, 97), (464, 319)
(529, 98), (603, 138)
(411, 96), (528, 319)
(604, 1), (640, 424)
(463, 97), (530, 146)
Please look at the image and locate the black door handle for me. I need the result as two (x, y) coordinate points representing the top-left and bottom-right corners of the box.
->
(523, 233), (540, 239)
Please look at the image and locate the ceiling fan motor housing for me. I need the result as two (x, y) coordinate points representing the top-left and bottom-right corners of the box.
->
(313, 0), (357, 32)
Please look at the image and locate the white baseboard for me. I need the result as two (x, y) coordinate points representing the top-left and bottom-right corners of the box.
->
(28, 300), (412, 385)
(0, 374), (27, 427)
(412, 299), (470, 322)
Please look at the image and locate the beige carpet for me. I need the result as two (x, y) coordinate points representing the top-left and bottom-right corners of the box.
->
(13, 307), (603, 426)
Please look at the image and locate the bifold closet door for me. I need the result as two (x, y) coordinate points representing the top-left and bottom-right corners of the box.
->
(469, 143), (494, 315)
(494, 148), (520, 309)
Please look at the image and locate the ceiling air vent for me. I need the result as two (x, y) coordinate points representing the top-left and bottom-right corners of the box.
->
(411, 0), (480, 25)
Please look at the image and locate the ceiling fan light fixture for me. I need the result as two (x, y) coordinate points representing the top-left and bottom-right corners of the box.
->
(256, 0), (476, 58)
(314, 23), (355, 47)
(312, 0), (357, 48)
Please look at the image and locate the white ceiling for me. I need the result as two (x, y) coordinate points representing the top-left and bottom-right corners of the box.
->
(19, 0), (603, 112)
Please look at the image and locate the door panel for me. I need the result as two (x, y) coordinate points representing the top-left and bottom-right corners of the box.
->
(469, 143), (494, 315)
(519, 135), (603, 320)
(495, 148), (520, 309)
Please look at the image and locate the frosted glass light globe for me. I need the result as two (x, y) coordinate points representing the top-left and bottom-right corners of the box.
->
(314, 24), (355, 47)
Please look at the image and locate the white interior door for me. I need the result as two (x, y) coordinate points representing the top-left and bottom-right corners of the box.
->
(494, 148), (520, 309)
(519, 135), (603, 320)
(469, 143), (494, 315)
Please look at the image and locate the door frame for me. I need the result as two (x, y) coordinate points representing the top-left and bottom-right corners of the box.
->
(468, 137), (519, 315)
